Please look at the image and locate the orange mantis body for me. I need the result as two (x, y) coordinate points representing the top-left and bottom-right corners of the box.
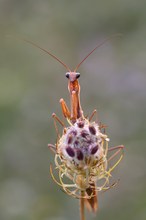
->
(24, 36), (124, 220)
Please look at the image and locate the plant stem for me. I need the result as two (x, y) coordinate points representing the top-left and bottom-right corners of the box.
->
(80, 191), (85, 220)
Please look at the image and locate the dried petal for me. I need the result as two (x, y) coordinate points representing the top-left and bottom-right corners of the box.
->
(89, 125), (96, 135)
(66, 147), (75, 157)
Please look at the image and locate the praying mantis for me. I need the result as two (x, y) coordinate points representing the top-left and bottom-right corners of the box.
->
(23, 35), (124, 220)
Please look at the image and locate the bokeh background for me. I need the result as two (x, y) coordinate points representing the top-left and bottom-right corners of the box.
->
(0, 0), (146, 220)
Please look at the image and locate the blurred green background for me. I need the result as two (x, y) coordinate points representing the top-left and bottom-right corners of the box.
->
(0, 0), (146, 220)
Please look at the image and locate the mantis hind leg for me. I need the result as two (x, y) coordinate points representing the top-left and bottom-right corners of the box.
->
(48, 113), (65, 153)
(52, 112), (65, 140)
(85, 182), (98, 213)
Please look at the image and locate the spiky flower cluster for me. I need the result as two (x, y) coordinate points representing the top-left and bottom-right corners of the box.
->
(58, 118), (108, 170)
(50, 117), (117, 198)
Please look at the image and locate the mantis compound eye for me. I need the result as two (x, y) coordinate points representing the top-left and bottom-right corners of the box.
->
(65, 72), (70, 78)
(75, 72), (80, 79)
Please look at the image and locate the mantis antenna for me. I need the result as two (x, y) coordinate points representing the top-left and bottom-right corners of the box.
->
(11, 33), (121, 73)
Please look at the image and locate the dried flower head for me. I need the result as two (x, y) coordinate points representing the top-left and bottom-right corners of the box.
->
(50, 114), (123, 203)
